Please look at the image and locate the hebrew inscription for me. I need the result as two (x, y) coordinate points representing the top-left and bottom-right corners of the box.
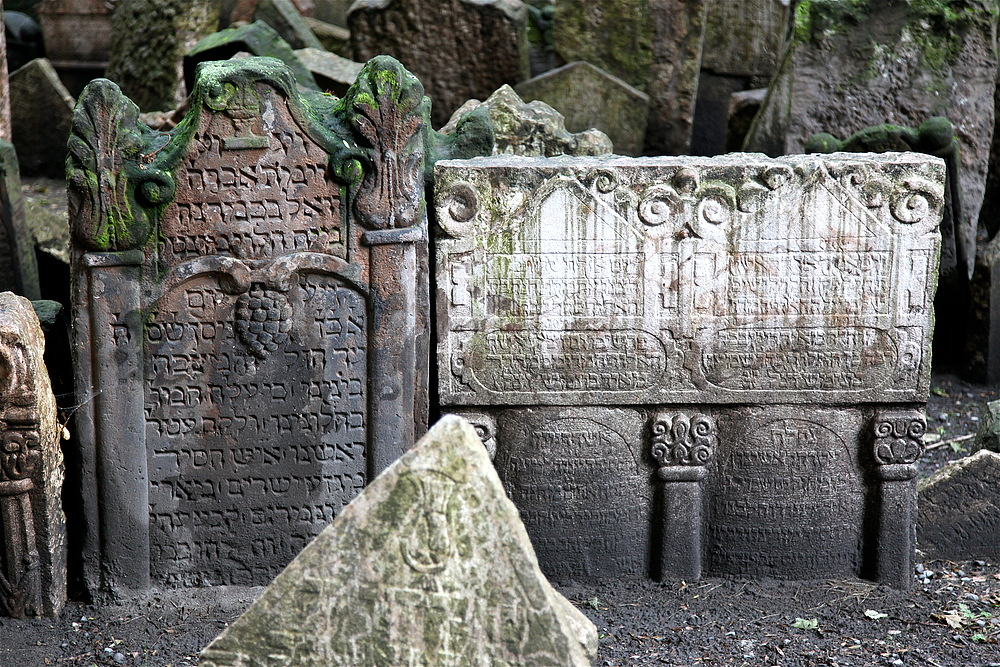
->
(436, 154), (943, 406)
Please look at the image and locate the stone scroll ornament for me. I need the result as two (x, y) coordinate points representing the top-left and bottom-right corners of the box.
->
(0, 293), (66, 617)
(67, 55), (491, 598)
(651, 412), (715, 580)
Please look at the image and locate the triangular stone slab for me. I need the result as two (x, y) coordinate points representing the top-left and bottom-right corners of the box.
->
(199, 414), (598, 666)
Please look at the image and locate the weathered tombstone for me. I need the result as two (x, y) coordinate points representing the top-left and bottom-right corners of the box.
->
(9, 58), (75, 179)
(302, 16), (350, 56)
(918, 449), (1000, 561)
(975, 399), (1000, 453)
(314, 0), (352, 27)
(435, 153), (943, 588)
(744, 0), (997, 318)
(255, 0), (324, 50)
(0, 292), (66, 617)
(294, 47), (362, 97)
(349, 0), (530, 128)
(105, 0), (220, 112)
(68, 55), (439, 596)
(199, 415), (598, 666)
(440, 84), (613, 158)
(36, 0), (113, 63)
(553, 0), (707, 155)
(0, 142), (40, 300)
(515, 61), (648, 156)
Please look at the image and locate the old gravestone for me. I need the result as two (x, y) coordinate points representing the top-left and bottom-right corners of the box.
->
(436, 153), (943, 588)
(514, 61), (649, 157)
(349, 0), (530, 128)
(918, 449), (1000, 561)
(0, 142), (40, 299)
(440, 84), (613, 158)
(199, 415), (598, 666)
(67, 55), (442, 596)
(0, 292), (66, 617)
(553, 0), (707, 155)
(9, 58), (75, 179)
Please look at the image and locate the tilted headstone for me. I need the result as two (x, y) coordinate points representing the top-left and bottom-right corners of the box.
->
(255, 0), (324, 50)
(435, 153), (943, 588)
(68, 55), (439, 596)
(553, 0), (707, 155)
(199, 415), (598, 666)
(744, 0), (996, 306)
(9, 58), (75, 179)
(105, 0), (221, 113)
(302, 16), (350, 56)
(918, 450), (1000, 561)
(440, 84), (612, 158)
(0, 292), (66, 617)
(515, 61), (648, 157)
(349, 0), (530, 128)
(0, 142), (40, 299)
(294, 47), (362, 97)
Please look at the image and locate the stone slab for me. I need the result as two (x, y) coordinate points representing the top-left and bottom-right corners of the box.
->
(255, 0), (324, 50)
(349, 0), (530, 128)
(702, 0), (789, 78)
(918, 449), (1000, 561)
(303, 16), (350, 56)
(0, 141), (40, 299)
(436, 153), (943, 407)
(36, 0), (113, 62)
(9, 58), (74, 179)
(294, 47), (362, 97)
(440, 84), (612, 157)
(0, 292), (66, 617)
(199, 415), (598, 666)
(515, 61), (648, 156)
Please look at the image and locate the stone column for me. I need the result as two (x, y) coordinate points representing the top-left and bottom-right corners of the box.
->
(871, 409), (925, 591)
(651, 412), (715, 581)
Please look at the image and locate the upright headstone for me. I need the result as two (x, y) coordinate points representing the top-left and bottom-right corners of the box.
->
(105, 0), (221, 112)
(744, 0), (997, 301)
(200, 415), (598, 666)
(0, 142), (40, 299)
(68, 56), (434, 596)
(349, 0), (530, 128)
(0, 292), (66, 617)
(9, 58), (75, 179)
(918, 449), (1000, 561)
(553, 0), (707, 155)
(436, 153), (943, 588)
(36, 0), (113, 63)
(515, 61), (648, 156)
(441, 84), (613, 158)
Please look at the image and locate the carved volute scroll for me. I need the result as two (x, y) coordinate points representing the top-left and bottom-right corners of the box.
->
(342, 56), (428, 231)
(872, 409), (926, 477)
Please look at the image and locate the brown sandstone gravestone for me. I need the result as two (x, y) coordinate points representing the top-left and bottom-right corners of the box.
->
(199, 415), (598, 666)
(0, 292), (66, 617)
(435, 153), (943, 588)
(67, 55), (451, 596)
(349, 0), (530, 128)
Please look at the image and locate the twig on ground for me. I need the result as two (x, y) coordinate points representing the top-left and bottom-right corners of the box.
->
(924, 434), (975, 452)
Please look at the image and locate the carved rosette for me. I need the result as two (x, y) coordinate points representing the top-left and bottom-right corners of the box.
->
(67, 79), (174, 252)
(343, 56), (429, 231)
(233, 283), (293, 360)
(871, 410), (925, 482)
(650, 412), (716, 482)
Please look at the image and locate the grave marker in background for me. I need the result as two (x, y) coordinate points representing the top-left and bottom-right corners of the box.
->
(68, 56), (434, 596)
(436, 153), (943, 587)
(0, 142), (39, 299)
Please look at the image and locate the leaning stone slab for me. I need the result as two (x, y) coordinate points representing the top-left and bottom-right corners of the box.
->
(199, 415), (598, 667)
(294, 47), (362, 97)
(9, 58), (74, 179)
(255, 0), (324, 50)
(0, 292), (66, 617)
(702, 0), (788, 79)
(349, 0), (530, 128)
(436, 153), (943, 588)
(0, 141), (40, 299)
(515, 61), (647, 156)
(918, 449), (1000, 561)
(440, 84), (612, 157)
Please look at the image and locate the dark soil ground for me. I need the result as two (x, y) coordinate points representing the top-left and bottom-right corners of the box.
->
(0, 373), (996, 666)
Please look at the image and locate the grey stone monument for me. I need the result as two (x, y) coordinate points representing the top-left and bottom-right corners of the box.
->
(67, 56), (476, 597)
(199, 415), (598, 666)
(918, 449), (1000, 561)
(435, 153), (943, 589)
(0, 141), (40, 299)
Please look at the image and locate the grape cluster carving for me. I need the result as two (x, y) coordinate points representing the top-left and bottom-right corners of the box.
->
(234, 283), (292, 359)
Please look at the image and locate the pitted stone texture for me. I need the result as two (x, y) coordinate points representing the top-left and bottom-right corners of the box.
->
(0, 292), (66, 617)
(975, 399), (1000, 452)
(9, 58), (74, 179)
(494, 407), (652, 581)
(436, 154), (943, 407)
(199, 415), (599, 667)
(918, 449), (1000, 561)
(0, 141), (40, 299)
(441, 84), (612, 157)
(349, 0), (530, 127)
(702, 0), (789, 78)
(553, 0), (707, 155)
(744, 0), (997, 288)
(515, 61), (647, 156)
